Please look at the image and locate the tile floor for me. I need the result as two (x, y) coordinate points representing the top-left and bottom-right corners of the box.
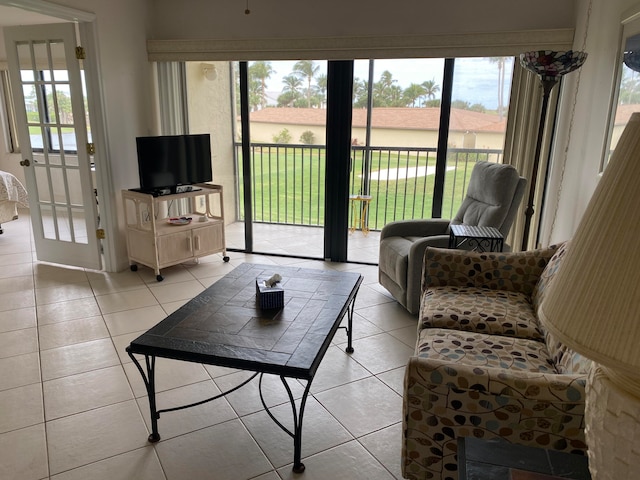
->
(0, 212), (417, 480)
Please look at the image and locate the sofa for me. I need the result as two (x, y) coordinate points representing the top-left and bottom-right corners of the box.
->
(402, 243), (591, 480)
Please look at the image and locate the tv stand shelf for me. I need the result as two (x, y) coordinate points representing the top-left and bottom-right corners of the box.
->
(122, 184), (228, 281)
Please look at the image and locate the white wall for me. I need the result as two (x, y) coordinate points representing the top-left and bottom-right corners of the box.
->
(541, 0), (640, 245)
(149, 0), (575, 40)
(185, 61), (236, 223)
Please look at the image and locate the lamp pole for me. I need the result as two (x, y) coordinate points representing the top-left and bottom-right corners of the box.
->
(521, 79), (558, 251)
(518, 50), (587, 251)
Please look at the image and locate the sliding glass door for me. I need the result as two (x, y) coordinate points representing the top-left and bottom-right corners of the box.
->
(347, 59), (447, 262)
(163, 56), (515, 264)
(347, 57), (514, 262)
(235, 60), (329, 258)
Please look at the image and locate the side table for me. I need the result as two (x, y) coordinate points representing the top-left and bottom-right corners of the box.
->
(449, 224), (504, 252)
(349, 195), (372, 235)
(458, 437), (591, 480)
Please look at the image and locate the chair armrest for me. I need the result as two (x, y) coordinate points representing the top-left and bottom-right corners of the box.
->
(422, 245), (560, 296)
(380, 219), (451, 240)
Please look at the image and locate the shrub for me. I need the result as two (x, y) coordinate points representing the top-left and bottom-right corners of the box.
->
(299, 130), (315, 144)
(272, 128), (292, 144)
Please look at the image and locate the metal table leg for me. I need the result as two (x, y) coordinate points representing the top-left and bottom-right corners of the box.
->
(259, 373), (312, 473)
(126, 349), (161, 442)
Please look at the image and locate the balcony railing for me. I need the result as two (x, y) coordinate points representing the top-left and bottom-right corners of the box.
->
(235, 143), (503, 231)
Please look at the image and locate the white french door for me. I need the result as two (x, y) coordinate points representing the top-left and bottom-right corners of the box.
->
(4, 23), (101, 270)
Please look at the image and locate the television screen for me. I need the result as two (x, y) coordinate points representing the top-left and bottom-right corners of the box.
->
(135, 134), (212, 193)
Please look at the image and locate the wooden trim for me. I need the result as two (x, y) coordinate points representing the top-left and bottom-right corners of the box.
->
(147, 29), (575, 61)
(0, 0), (95, 22)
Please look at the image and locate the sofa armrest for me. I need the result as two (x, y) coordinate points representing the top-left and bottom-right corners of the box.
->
(380, 218), (451, 240)
(422, 245), (560, 296)
(402, 356), (587, 480)
(406, 356), (586, 404)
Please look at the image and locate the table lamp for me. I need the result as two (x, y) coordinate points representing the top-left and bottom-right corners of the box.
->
(519, 50), (587, 250)
(538, 112), (640, 479)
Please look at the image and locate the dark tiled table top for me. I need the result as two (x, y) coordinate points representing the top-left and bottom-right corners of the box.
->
(128, 263), (362, 379)
(459, 437), (591, 480)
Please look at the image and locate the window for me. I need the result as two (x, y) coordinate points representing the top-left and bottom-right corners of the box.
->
(2, 69), (90, 154)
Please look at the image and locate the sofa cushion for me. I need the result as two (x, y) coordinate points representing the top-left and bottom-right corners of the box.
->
(416, 328), (557, 373)
(420, 286), (544, 341)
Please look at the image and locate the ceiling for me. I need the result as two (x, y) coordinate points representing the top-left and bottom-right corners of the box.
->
(0, 5), (63, 27)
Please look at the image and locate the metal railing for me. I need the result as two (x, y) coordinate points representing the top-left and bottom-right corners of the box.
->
(235, 143), (503, 231)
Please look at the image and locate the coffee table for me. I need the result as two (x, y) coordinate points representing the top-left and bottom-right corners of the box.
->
(126, 263), (363, 473)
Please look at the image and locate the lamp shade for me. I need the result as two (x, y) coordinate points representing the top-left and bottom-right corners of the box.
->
(538, 112), (640, 379)
(520, 50), (588, 82)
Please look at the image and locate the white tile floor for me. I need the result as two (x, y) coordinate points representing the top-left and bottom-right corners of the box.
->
(0, 212), (417, 480)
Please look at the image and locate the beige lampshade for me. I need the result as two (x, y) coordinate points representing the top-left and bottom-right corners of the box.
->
(538, 112), (640, 380)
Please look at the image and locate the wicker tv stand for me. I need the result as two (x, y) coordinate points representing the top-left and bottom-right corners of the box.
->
(122, 184), (228, 281)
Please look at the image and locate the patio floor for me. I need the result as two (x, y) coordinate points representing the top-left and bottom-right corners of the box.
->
(225, 222), (381, 264)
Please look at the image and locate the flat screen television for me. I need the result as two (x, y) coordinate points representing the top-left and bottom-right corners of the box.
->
(135, 134), (212, 194)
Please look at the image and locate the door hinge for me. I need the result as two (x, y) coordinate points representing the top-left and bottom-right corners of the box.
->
(96, 228), (105, 239)
(76, 46), (86, 60)
(86, 143), (95, 155)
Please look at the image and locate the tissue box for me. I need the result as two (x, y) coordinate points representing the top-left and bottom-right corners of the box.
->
(255, 277), (284, 309)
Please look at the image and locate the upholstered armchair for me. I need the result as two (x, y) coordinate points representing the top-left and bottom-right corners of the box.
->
(378, 161), (526, 314)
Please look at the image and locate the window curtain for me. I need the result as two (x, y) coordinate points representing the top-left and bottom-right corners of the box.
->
(156, 62), (189, 135)
(155, 62), (190, 217)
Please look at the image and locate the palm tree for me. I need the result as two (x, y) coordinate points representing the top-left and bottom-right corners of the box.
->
(489, 57), (508, 119)
(403, 83), (426, 107)
(248, 77), (262, 111)
(316, 73), (327, 107)
(249, 61), (275, 109)
(372, 70), (398, 106)
(293, 60), (320, 108)
(421, 79), (440, 103)
(352, 78), (369, 108)
(278, 74), (303, 107)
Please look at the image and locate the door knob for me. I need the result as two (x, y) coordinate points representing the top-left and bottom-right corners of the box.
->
(20, 159), (30, 167)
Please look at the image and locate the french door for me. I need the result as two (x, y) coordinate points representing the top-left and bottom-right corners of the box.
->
(4, 23), (101, 269)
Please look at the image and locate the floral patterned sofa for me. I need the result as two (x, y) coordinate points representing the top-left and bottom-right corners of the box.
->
(402, 243), (591, 480)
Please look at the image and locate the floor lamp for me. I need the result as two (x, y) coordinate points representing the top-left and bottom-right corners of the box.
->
(519, 50), (587, 251)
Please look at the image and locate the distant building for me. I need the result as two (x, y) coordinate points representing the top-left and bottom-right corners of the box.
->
(246, 107), (507, 149)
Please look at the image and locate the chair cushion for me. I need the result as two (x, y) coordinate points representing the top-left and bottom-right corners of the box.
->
(416, 328), (557, 373)
(420, 285), (544, 341)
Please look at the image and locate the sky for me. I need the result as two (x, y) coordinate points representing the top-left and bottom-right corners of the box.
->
(257, 57), (515, 110)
